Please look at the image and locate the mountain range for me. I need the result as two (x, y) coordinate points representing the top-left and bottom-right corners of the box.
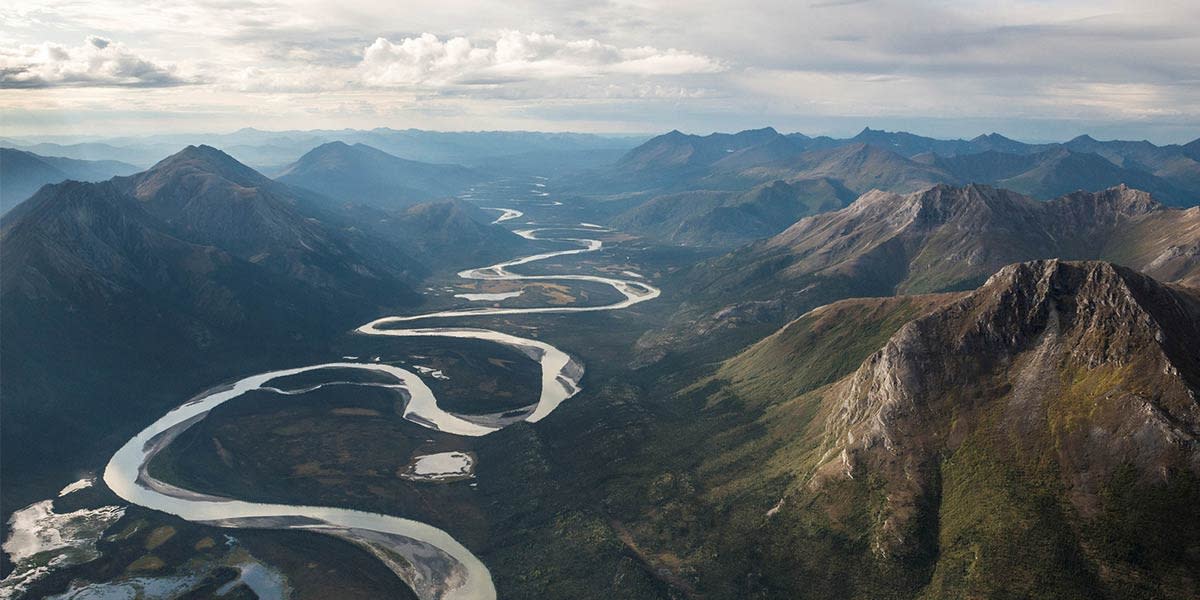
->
(592, 128), (1200, 248)
(0, 148), (139, 214)
(636, 184), (1200, 362)
(276, 141), (481, 209)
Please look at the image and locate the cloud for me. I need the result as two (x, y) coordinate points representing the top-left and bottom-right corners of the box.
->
(1, 1), (1198, 141)
(0, 36), (188, 88)
(358, 30), (724, 87)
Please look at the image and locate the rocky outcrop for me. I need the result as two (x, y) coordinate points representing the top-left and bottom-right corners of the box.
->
(813, 260), (1200, 557)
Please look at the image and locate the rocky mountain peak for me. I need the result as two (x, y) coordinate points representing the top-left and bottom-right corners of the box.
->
(815, 260), (1200, 556)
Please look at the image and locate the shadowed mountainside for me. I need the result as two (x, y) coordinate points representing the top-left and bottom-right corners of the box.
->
(276, 141), (481, 209)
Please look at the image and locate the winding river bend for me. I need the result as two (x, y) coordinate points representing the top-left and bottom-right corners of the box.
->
(103, 202), (660, 600)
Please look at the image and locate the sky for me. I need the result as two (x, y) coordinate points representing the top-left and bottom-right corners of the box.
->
(1, 0), (1198, 143)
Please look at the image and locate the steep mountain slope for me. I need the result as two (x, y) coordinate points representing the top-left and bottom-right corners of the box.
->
(1184, 138), (1200, 162)
(112, 145), (423, 301)
(0, 148), (138, 213)
(0, 179), (383, 508)
(637, 185), (1200, 363)
(742, 142), (957, 194)
(643, 260), (1200, 599)
(0, 144), (536, 529)
(612, 178), (854, 247)
(276, 141), (480, 209)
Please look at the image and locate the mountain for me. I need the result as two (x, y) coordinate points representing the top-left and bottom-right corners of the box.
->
(589, 134), (964, 236)
(0, 148), (139, 213)
(839, 130), (1200, 202)
(597, 127), (794, 194)
(112, 145), (425, 298)
(0, 140), (178, 167)
(0, 178), (402, 507)
(597, 129), (1200, 209)
(741, 142), (956, 194)
(612, 177), (854, 247)
(1184, 138), (1200, 162)
(636, 184), (1200, 363)
(657, 260), (1200, 599)
(847, 127), (982, 157)
(615, 127), (786, 174)
(276, 141), (481, 209)
(0, 144), (537, 518)
(1000, 148), (1189, 204)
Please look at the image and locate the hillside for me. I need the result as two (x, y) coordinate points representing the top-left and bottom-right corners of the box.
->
(0, 178), (393, 508)
(612, 178), (854, 247)
(276, 141), (480, 209)
(621, 260), (1200, 599)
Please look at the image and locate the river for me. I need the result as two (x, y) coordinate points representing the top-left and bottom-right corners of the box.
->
(103, 195), (660, 600)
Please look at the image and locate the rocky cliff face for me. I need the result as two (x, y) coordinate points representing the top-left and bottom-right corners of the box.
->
(815, 260), (1200, 560)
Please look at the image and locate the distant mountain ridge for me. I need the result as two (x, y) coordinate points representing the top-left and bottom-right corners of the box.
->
(1, 128), (646, 173)
(0, 147), (138, 213)
(598, 127), (1200, 211)
(635, 184), (1200, 363)
(277, 141), (480, 209)
(612, 177), (855, 246)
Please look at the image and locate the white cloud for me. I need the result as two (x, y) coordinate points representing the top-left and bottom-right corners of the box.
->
(0, 36), (188, 88)
(358, 31), (723, 87)
(0, 1), (1197, 140)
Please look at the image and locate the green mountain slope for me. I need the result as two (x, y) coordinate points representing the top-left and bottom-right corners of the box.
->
(623, 260), (1200, 599)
